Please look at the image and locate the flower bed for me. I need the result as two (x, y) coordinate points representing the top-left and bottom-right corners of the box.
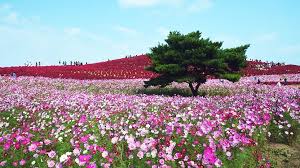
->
(0, 77), (299, 167)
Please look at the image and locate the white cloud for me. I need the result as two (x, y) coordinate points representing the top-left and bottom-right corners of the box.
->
(0, 3), (12, 11)
(157, 27), (170, 37)
(0, 7), (148, 67)
(118, 0), (213, 13)
(211, 34), (246, 48)
(0, 4), (34, 25)
(118, 0), (183, 8)
(3, 12), (18, 24)
(187, 0), (213, 12)
(114, 25), (138, 35)
(254, 32), (278, 43)
(64, 27), (81, 36)
(278, 44), (300, 55)
(118, 0), (160, 8)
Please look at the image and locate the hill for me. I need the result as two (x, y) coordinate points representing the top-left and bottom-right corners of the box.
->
(1, 55), (300, 80)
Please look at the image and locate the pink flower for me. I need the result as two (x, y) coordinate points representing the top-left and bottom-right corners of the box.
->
(87, 163), (97, 168)
(12, 161), (18, 167)
(128, 143), (136, 150)
(0, 161), (7, 166)
(203, 147), (217, 165)
(44, 139), (52, 145)
(159, 159), (165, 165)
(78, 155), (92, 163)
(3, 143), (10, 150)
(137, 151), (144, 159)
(0, 137), (4, 143)
(80, 135), (89, 143)
(28, 143), (37, 152)
(19, 159), (26, 166)
(96, 146), (105, 152)
(14, 143), (21, 150)
(103, 163), (110, 168)
(263, 113), (272, 123)
(47, 160), (55, 168)
(48, 151), (56, 158)
(79, 115), (87, 123)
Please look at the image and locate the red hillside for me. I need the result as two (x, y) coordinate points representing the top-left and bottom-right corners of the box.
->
(1, 55), (300, 79)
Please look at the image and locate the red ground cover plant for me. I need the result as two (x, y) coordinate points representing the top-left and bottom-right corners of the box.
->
(1, 55), (300, 82)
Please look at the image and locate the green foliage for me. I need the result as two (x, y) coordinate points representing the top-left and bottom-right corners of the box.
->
(220, 73), (241, 82)
(267, 112), (300, 145)
(220, 148), (258, 168)
(145, 31), (250, 96)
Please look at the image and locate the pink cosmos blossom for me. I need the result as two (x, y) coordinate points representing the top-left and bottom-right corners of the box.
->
(79, 115), (87, 124)
(47, 160), (55, 168)
(80, 135), (89, 143)
(3, 143), (10, 150)
(19, 159), (26, 166)
(78, 155), (92, 163)
(0, 161), (7, 166)
(44, 139), (52, 145)
(137, 151), (144, 159)
(28, 143), (38, 152)
(203, 147), (218, 165)
(12, 161), (18, 167)
(87, 163), (97, 168)
(159, 159), (165, 165)
(48, 151), (56, 158)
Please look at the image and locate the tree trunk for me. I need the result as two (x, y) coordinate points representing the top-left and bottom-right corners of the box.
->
(188, 82), (201, 96)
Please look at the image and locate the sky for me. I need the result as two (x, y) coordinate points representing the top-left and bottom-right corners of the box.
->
(0, 0), (299, 66)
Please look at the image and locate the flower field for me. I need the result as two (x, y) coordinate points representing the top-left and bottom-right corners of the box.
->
(0, 76), (299, 167)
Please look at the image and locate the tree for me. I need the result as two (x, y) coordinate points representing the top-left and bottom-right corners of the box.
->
(144, 31), (250, 96)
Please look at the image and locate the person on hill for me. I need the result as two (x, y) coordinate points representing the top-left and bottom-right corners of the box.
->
(284, 78), (288, 85)
(257, 79), (261, 84)
(277, 79), (282, 87)
(11, 72), (17, 79)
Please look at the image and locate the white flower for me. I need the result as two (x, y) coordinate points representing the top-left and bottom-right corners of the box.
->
(73, 148), (81, 156)
(226, 151), (231, 157)
(66, 152), (72, 156)
(58, 137), (63, 142)
(268, 132), (272, 137)
(102, 151), (108, 158)
(111, 137), (118, 144)
(151, 149), (157, 158)
(59, 154), (68, 163)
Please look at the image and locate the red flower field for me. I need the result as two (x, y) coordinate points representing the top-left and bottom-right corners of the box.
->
(1, 55), (300, 82)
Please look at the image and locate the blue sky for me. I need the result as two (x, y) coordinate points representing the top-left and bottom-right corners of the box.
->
(0, 0), (299, 66)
